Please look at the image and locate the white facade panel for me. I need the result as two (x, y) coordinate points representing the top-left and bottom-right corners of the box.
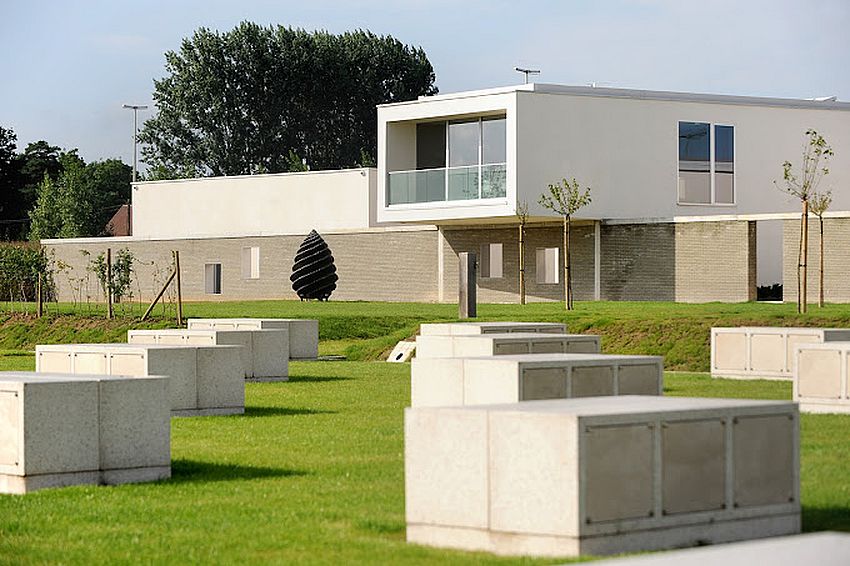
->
(132, 169), (377, 239)
(515, 91), (850, 221)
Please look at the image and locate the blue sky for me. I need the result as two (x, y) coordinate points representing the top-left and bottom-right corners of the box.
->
(1, 0), (848, 166)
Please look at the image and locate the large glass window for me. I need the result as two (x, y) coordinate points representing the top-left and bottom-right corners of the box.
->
(416, 122), (446, 169)
(714, 125), (734, 204)
(677, 122), (734, 205)
(388, 115), (507, 205)
(448, 121), (480, 166)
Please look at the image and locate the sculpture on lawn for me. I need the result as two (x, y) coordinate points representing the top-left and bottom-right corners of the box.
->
(290, 230), (338, 301)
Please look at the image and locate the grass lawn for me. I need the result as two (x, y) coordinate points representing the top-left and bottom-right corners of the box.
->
(0, 300), (849, 564)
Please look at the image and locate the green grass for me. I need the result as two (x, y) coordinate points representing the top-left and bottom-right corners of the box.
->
(1, 300), (849, 563)
(4, 299), (850, 366)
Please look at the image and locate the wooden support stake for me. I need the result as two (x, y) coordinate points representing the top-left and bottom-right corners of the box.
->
(174, 250), (184, 326)
(36, 273), (43, 318)
(106, 248), (114, 319)
(141, 268), (176, 321)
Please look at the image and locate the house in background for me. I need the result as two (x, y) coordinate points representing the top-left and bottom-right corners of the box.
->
(43, 83), (850, 304)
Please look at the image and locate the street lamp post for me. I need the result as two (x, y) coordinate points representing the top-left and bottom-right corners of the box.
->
(122, 104), (148, 182)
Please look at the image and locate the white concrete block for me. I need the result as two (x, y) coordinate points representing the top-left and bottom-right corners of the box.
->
(711, 327), (850, 380)
(187, 318), (318, 359)
(588, 532), (850, 566)
(411, 353), (663, 407)
(793, 342), (850, 414)
(405, 396), (800, 557)
(128, 328), (289, 379)
(419, 322), (567, 336)
(0, 372), (170, 494)
(35, 343), (244, 416)
(415, 332), (599, 359)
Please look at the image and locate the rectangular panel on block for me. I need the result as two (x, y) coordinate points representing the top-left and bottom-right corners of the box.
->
(662, 419), (725, 515)
(733, 414), (796, 508)
(73, 352), (108, 374)
(521, 367), (567, 401)
(714, 332), (747, 371)
(36, 351), (71, 373)
(584, 424), (654, 523)
(618, 364), (663, 395)
(571, 366), (615, 397)
(0, 391), (19, 467)
(750, 334), (785, 373)
(797, 349), (842, 399)
(110, 353), (146, 377)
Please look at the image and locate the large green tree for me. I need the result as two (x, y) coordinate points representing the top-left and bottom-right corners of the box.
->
(0, 126), (24, 239)
(139, 23), (437, 177)
(29, 152), (132, 240)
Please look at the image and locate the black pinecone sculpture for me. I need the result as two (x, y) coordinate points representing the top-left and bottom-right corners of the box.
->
(290, 230), (338, 301)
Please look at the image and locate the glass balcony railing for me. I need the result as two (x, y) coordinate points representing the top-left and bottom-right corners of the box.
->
(387, 163), (506, 205)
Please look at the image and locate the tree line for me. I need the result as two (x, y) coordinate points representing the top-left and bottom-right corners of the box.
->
(0, 127), (131, 241)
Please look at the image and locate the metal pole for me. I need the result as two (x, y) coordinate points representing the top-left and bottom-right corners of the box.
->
(122, 104), (148, 183)
(132, 108), (138, 182)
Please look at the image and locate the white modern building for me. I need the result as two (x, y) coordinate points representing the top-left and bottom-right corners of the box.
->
(43, 83), (850, 303)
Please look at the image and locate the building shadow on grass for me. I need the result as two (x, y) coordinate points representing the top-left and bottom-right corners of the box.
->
(284, 375), (353, 383)
(286, 374), (353, 383)
(239, 406), (336, 418)
(168, 459), (307, 485)
(803, 505), (850, 532)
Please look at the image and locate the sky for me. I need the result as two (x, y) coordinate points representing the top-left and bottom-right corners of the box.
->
(1, 0), (848, 167)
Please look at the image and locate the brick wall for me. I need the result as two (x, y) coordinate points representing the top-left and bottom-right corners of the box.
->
(673, 220), (755, 302)
(782, 217), (850, 304)
(45, 229), (440, 303)
(440, 223), (596, 303)
(600, 223), (675, 301)
(600, 221), (755, 302)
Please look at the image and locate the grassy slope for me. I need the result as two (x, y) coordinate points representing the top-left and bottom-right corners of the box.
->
(4, 300), (850, 369)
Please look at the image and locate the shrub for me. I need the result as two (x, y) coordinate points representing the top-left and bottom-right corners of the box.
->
(0, 242), (53, 302)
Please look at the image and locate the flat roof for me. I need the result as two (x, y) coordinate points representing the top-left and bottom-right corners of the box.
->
(378, 82), (850, 111)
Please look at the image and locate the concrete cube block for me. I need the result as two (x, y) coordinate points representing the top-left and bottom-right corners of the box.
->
(405, 396), (800, 557)
(711, 327), (850, 380)
(793, 342), (850, 414)
(419, 322), (567, 336)
(415, 332), (599, 359)
(35, 343), (244, 416)
(411, 353), (663, 407)
(187, 318), (318, 359)
(0, 372), (170, 494)
(128, 328), (288, 380)
(586, 532), (850, 566)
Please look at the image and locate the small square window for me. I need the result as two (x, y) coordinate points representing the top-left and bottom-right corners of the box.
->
(205, 263), (222, 294)
(479, 243), (503, 279)
(536, 248), (559, 284)
(242, 247), (260, 279)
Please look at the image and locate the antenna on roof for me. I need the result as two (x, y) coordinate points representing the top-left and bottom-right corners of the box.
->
(515, 67), (540, 84)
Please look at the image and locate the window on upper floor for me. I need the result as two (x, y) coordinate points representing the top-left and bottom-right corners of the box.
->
(480, 243), (503, 279)
(388, 116), (507, 205)
(678, 122), (735, 205)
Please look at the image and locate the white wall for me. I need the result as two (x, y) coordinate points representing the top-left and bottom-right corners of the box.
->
(516, 91), (850, 220)
(132, 169), (377, 239)
(377, 89), (518, 224)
